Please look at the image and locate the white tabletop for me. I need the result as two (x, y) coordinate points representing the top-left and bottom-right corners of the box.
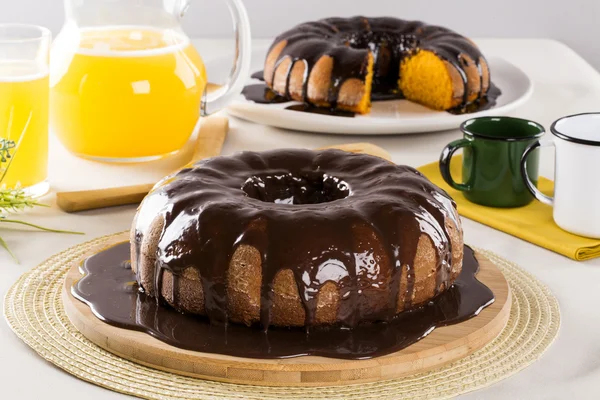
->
(1, 38), (599, 399)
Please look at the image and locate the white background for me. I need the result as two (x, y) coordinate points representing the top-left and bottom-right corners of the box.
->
(1, 0), (599, 68)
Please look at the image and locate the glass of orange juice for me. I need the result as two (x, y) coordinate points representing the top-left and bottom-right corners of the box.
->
(0, 24), (50, 197)
(50, 0), (251, 163)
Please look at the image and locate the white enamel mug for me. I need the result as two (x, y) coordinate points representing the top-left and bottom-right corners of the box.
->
(521, 113), (600, 238)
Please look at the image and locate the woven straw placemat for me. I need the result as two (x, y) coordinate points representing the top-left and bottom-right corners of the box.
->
(4, 232), (560, 400)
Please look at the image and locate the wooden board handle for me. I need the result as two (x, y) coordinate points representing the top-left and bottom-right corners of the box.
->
(56, 184), (156, 213)
(320, 142), (392, 162)
(56, 116), (230, 213)
(190, 116), (229, 164)
(56, 140), (390, 213)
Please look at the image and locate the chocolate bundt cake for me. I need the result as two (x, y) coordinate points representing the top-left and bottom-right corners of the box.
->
(131, 149), (464, 328)
(264, 16), (490, 113)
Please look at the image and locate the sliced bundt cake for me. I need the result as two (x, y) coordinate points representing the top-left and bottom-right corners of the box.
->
(263, 16), (490, 114)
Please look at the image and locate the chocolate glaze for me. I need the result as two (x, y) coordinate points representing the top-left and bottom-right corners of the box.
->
(72, 243), (493, 359)
(245, 75), (356, 116)
(370, 91), (406, 102)
(247, 16), (501, 115)
(241, 84), (289, 104)
(250, 70), (265, 80)
(448, 82), (502, 115)
(242, 81), (500, 116)
(285, 104), (355, 117)
(131, 149), (461, 329)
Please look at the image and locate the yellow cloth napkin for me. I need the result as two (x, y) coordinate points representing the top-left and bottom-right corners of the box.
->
(418, 156), (600, 261)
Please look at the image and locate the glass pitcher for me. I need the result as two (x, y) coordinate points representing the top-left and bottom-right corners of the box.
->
(50, 0), (251, 162)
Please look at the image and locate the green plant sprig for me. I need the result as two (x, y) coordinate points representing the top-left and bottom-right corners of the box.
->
(0, 137), (83, 262)
(0, 186), (46, 210)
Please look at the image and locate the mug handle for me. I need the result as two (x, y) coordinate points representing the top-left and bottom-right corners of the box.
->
(521, 140), (554, 206)
(439, 139), (472, 191)
(189, 0), (252, 116)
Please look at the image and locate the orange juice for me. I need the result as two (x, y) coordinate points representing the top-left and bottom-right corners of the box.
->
(50, 27), (207, 161)
(0, 62), (49, 189)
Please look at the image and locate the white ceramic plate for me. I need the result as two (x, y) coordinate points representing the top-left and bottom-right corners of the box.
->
(206, 46), (533, 135)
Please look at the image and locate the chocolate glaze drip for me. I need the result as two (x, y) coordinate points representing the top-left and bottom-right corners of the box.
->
(73, 244), (493, 359)
(251, 70), (265, 80)
(251, 16), (501, 115)
(370, 91), (406, 102)
(241, 84), (354, 116)
(131, 149), (460, 330)
(285, 104), (355, 117)
(242, 81), (500, 116)
(241, 84), (288, 104)
(447, 82), (502, 115)
(245, 73), (356, 116)
(242, 82), (500, 116)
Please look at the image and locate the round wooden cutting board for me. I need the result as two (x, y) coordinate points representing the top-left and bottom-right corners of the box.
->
(62, 232), (511, 387)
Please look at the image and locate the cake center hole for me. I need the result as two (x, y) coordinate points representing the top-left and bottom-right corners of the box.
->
(242, 172), (350, 205)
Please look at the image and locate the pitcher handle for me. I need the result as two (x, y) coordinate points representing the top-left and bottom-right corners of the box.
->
(193, 0), (252, 116)
(521, 139), (554, 206)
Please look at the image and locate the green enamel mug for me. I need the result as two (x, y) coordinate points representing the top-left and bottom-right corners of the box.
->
(439, 116), (545, 208)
